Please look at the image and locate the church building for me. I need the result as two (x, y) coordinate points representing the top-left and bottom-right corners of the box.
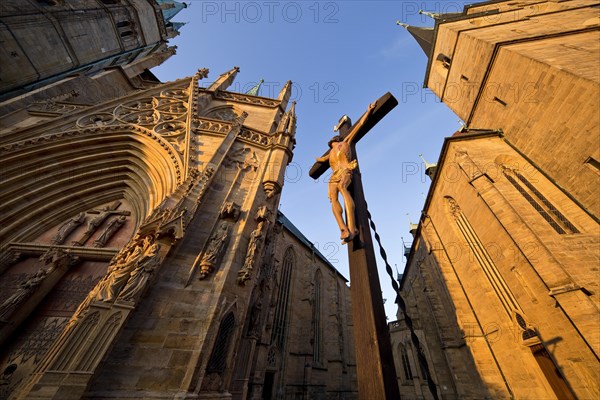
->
(393, 1), (599, 399)
(0, 1), (358, 399)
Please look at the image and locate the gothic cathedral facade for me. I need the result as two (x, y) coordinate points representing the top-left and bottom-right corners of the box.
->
(0, 1), (357, 399)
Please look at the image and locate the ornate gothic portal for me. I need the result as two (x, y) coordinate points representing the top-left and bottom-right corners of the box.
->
(0, 67), (299, 399)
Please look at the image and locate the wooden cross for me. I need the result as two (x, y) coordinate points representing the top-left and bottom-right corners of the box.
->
(310, 92), (400, 399)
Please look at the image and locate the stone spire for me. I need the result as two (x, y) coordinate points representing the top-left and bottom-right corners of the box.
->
(277, 101), (296, 137)
(278, 80), (293, 110)
(208, 66), (240, 92)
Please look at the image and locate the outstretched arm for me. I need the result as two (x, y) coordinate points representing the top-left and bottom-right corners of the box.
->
(345, 101), (377, 144)
(316, 154), (329, 163)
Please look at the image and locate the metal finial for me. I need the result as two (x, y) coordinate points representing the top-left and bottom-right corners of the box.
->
(396, 21), (409, 29)
(419, 10), (439, 19)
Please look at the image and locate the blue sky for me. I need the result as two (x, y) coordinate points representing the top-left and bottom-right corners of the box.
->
(154, 0), (474, 319)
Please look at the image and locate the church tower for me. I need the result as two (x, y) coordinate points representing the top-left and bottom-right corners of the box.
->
(0, 0), (186, 101)
(393, 2), (599, 399)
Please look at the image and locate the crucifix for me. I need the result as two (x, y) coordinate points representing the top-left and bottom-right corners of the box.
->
(73, 201), (131, 246)
(310, 92), (400, 399)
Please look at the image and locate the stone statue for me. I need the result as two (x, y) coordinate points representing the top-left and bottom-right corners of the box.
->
(315, 102), (376, 243)
(237, 221), (265, 285)
(0, 267), (53, 320)
(243, 222), (264, 269)
(94, 215), (127, 248)
(94, 238), (149, 302)
(199, 222), (230, 279)
(84, 205), (112, 237)
(52, 212), (86, 244)
(118, 243), (161, 301)
(248, 289), (263, 338)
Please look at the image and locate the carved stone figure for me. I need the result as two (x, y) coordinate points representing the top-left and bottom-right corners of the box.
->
(94, 238), (148, 302)
(74, 202), (130, 245)
(94, 215), (127, 248)
(248, 293), (263, 338)
(199, 222), (230, 279)
(0, 267), (53, 320)
(52, 212), (86, 244)
(83, 205), (112, 237)
(237, 221), (265, 285)
(118, 243), (161, 301)
(315, 102), (376, 243)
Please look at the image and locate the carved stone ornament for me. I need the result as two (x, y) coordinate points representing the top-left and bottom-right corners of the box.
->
(198, 222), (230, 280)
(196, 67), (209, 79)
(214, 91), (279, 108)
(262, 181), (281, 199)
(238, 128), (272, 147)
(225, 147), (260, 171)
(255, 206), (271, 222)
(27, 101), (84, 116)
(220, 202), (241, 221)
(446, 197), (461, 219)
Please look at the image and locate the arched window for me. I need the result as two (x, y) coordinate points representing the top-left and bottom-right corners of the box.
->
(312, 270), (322, 363)
(205, 107), (238, 122)
(271, 248), (293, 349)
(206, 312), (236, 374)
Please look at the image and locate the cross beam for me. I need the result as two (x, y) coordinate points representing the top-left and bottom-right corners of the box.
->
(310, 93), (400, 399)
(309, 92), (398, 180)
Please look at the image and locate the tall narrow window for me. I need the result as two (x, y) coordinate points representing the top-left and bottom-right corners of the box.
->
(312, 271), (322, 363)
(503, 168), (579, 234)
(446, 197), (522, 318)
(271, 248), (294, 349)
(399, 343), (413, 381)
(206, 312), (236, 374)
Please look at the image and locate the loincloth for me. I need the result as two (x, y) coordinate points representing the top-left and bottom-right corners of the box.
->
(329, 160), (358, 184)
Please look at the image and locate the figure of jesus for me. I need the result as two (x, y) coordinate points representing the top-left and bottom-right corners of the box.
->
(316, 102), (376, 243)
